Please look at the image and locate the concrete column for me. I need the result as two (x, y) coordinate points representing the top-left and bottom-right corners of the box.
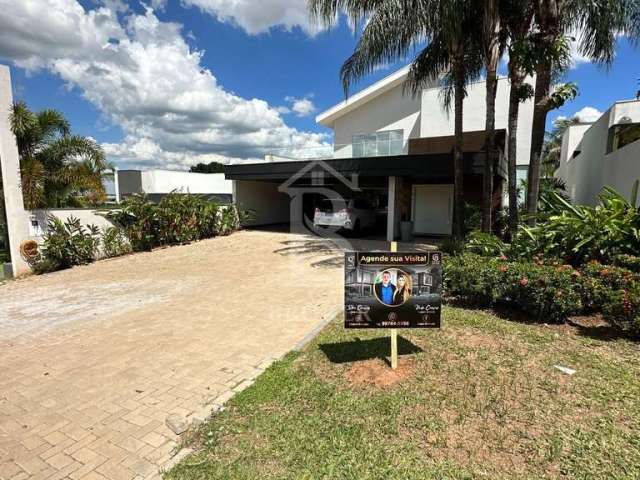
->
(0, 65), (30, 276)
(387, 176), (396, 242)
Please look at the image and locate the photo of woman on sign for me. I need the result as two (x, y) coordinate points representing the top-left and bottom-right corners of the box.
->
(374, 269), (412, 306)
(393, 272), (412, 305)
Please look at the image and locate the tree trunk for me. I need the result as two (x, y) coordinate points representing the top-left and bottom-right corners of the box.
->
(525, 60), (552, 225)
(507, 76), (521, 237)
(453, 70), (465, 239)
(482, 0), (500, 233)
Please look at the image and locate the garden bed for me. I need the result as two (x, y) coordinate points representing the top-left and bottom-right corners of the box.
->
(166, 307), (640, 479)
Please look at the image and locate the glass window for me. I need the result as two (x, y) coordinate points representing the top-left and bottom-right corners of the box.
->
(351, 129), (403, 157)
(608, 123), (640, 153)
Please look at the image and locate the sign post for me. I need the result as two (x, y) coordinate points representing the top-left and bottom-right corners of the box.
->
(344, 246), (442, 370)
(390, 241), (398, 369)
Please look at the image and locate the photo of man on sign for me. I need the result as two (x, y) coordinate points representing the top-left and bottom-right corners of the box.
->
(373, 269), (412, 306)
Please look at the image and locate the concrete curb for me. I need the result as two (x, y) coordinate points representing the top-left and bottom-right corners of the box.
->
(293, 306), (342, 352)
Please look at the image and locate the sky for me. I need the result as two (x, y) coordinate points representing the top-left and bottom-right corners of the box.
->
(0, 0), (638, 171)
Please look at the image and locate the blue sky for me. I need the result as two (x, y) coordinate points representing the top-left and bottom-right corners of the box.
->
(0, 0), (638, 170)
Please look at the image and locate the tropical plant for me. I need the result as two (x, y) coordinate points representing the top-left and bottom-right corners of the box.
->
(9, 101), (110, 209)
(105, 193), (243, 252)
(101, 227), (132, 258)
(515, 186), (640, 264)
(308, 0), (484, 239)
(32, 216), (100, 273)
(464, 229), (508, 256)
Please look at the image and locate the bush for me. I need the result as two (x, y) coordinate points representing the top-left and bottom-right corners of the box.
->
(33, 216), (100, 273)
(464, 230), (508, 257)
(445, 254), (582, 322)
(601, 287), (640, 336)
(106, 193), (243, 252)
(101, 227), (132, 258)
(514, 187), (640, 265)
(611, 254), (640, 273)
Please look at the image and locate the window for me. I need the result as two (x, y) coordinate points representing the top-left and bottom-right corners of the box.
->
(352, 129), (403, 157)
(607, 123), (640, 154)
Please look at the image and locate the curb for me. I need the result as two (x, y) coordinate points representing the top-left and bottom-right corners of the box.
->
(293, 306), (342, 351)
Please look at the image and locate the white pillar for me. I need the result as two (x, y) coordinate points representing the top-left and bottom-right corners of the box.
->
(0, 65), (30, 277)
(113, 167), (120, 204)
(387, 176), (396, 242)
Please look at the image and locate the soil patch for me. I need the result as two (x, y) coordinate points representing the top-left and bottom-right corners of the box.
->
(345, 358), (415, 387)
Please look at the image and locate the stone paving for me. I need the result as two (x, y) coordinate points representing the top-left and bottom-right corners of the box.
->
(0, 230), (345, 480)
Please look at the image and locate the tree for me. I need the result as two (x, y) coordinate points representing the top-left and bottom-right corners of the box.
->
(190, 161), (226, 174)
(9, 102), (110, 209)
(480, 0), (506, 233)
(503, 0), (535, 237)
(525, 0), (635, 225)
(308, 0), (483, 239)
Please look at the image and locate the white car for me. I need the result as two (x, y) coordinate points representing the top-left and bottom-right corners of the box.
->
(313, 198), (377, 232)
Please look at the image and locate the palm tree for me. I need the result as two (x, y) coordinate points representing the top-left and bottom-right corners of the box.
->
(9, 102), (109, 209)
(308, 0), (483, 239)
(525, 0), (636, 224)
(540, 117), (579, 176)
(480, 0), (505, 233)
(502, 0), (535, 236)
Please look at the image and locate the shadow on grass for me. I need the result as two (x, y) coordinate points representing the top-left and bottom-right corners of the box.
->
(319, 335), (423, 365)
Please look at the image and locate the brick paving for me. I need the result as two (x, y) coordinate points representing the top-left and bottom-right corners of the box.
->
(0, 230), (344, 479)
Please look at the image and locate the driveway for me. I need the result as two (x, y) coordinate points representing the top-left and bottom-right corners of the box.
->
(0, 230), (347, 480)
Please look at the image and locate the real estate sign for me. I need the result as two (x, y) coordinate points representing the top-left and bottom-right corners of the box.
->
(344, 251), (442, 329)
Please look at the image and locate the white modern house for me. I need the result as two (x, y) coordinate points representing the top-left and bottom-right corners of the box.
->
(555, 99), (640, 204)
(117, 169), (233, 203)
(226, 66), (535, 239)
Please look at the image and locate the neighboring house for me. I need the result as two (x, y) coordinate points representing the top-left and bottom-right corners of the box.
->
(117, 169), (233, 203)
(555, 100), (640, 205)
(225, 65), (535, 239)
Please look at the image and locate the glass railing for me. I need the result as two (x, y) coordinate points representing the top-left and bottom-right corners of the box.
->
(265, 139), (405, 162)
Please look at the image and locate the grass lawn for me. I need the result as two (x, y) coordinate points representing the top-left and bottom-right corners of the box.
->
(166, 307), (640, 479)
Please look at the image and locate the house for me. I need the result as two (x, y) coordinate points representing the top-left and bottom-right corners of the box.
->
(225, 65), (535, 240)
(555, 100), (640, 204)
(116, 169), (233, 203)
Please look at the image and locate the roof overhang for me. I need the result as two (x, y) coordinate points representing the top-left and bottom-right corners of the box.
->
(224, 153), (484, 183)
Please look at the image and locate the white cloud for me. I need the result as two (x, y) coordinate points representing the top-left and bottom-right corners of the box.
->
(0, 0), (328, 169)
(180, 0), (324, 35)
(554, 106), (603, 126)
(283, 95), (316, 117)
(573, 106), (603, 122)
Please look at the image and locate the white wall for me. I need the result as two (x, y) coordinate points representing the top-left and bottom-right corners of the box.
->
(29, 209), (116, 239)
(140, 170), (232, 195)
(603, 140), (640, 201)
(233, 180), (290, 226)
(420, 77), (535, 166)
(331, 81), (423, 158)
(556, 100), (640, 205)
(0, 65), (30, 276)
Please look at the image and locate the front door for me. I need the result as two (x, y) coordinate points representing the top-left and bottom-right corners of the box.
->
(411, 184), (453, 235)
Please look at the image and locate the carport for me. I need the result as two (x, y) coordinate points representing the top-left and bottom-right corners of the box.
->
(225, 133), (505, 240)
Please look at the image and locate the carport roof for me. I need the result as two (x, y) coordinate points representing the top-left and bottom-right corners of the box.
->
(224, 152), (483, 182)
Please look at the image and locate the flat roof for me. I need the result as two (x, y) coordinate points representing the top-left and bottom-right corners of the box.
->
(224, 153), (484, 182)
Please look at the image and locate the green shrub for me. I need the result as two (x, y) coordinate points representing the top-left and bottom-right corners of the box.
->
(33, 216), (100, 273)
(445, 254), (582, 322)
(101, 227), (132, 258)
(514, 187), (640, 265)
(601, 287), (640, 336)
(464, 230), (508, 257)
(611, 254), (640, 273)
(106, 193), (243, 252)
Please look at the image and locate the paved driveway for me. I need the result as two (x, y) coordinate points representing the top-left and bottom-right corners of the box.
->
(0, 230), (346, 480)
